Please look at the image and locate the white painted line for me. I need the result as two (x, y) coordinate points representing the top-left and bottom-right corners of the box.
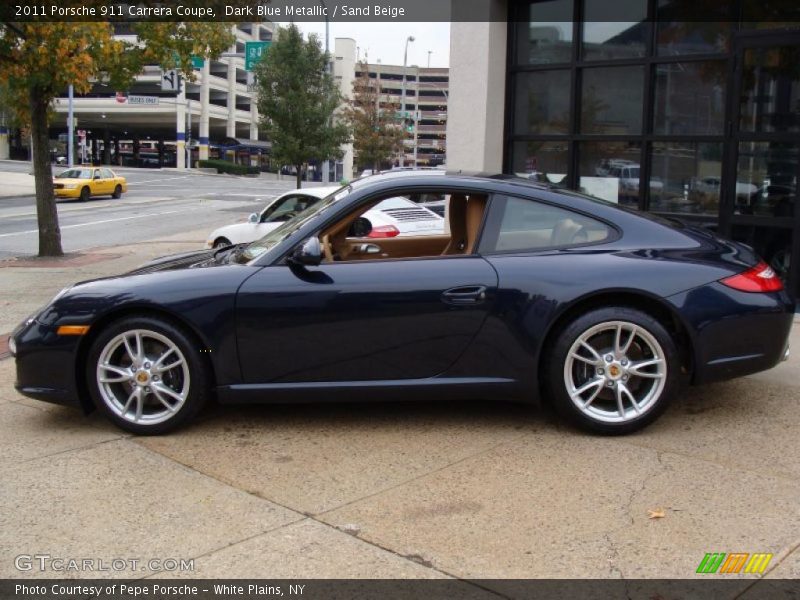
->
(0, 210), (181, 238)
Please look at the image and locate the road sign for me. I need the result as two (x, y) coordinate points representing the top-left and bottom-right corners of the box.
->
(161, 69), (180, 92)
(191, 55), (204, 69)
(245, 41), (271, 71)
(128, 95), (159, 105)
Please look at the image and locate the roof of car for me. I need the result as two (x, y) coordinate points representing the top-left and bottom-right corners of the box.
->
(285, 185), (341, 199)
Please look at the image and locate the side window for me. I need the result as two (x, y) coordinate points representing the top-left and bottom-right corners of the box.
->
(481, 195), (613, 253)
(94, 169), (102, 179)
(102, 168), (114, 178)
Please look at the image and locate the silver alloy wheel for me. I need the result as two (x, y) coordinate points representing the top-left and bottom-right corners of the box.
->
(563, 320), (667, 424)
(96, 329), (190, 425)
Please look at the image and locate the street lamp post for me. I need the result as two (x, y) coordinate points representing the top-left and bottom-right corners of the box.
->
(400, 35), (415, 168)
(68, 84), (74, 167)
(319, 0), (331, 183)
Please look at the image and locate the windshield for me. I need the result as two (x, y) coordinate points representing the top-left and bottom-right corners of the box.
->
(57, 169), (91, 179)
(239, 185), (353, 262)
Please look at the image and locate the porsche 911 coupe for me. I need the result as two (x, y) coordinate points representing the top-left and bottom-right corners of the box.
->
(11, 172), (794, 435)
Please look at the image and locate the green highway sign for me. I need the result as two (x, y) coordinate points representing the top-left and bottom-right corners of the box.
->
(191, 55), (204, 69)
(245, 41), (271, 71)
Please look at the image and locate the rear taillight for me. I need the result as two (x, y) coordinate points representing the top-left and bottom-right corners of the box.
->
(720, 261), (784, 293)
(367, 225), (400, 238)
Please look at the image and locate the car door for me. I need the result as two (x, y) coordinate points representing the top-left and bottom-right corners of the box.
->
(91, 168), (107, 195)
(236, 256), (499, 383)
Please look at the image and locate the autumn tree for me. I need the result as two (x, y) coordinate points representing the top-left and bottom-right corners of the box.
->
(0, 21), (234, 256)
(345, 61), (405, 173)
(254, 24), (351, 189)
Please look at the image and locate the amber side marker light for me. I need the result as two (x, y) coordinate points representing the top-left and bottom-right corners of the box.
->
(719, 261), (784, 293)
(56, 325), (90, 336)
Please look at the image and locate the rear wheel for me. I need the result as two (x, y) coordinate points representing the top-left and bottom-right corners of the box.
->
(546, 307), (680, 434)
(112, 184), (122, 199)
(79, 186), (90, 202)
(86, 315), (210, 434)
(213, 237), (232, 249)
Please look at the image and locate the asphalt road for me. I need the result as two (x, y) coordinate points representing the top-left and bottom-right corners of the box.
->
(0, 163), (298, 259)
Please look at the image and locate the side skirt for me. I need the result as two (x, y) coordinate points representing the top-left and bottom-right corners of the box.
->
(216, 377), (521, 404)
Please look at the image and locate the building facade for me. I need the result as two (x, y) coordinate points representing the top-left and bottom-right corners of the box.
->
(449, 0), (800, 296)
(353, 61), (449, 170)
(2, 22), (273, 168)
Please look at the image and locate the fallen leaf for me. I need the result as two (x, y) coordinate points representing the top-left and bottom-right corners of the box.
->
(647, 508), (666, 519)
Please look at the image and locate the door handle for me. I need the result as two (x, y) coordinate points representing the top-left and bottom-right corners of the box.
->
(356, 243), (381, 254)
(441, 285), (487, 305)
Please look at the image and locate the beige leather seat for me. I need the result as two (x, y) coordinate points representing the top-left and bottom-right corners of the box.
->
(443, 194), (468, 254)
(464, 195), (487, 254)
(550, 218), (587, 246)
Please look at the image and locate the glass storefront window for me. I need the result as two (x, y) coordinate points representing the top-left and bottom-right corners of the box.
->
(653, 61), (726, 135)
(649, 142), (723, 215)
(513, 71), (571, 135)
(582, 0), (648, 61)
(736, 142), (798, 217)
(578, 141), (642, 207)
(739, 45), (800, 134)
(515, 0), (574, 65)
(580, 66), (644, 134)
(655, 1), (731, 56)
(511, 140), (570, 186)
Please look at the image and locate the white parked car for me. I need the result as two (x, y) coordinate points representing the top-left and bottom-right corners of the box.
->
(207, 187), (444, 249)
(206, 186), (340, 249)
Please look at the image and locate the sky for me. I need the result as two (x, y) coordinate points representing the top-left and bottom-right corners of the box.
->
(287, 22), (451, 67)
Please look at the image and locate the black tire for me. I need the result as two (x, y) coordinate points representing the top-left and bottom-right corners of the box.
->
(86, 315), (210, 435)
(112, 184), (122, 199)
(545, 307), (681, 435)
(79, 186), (90, 202)
(213, 237), (232, 249)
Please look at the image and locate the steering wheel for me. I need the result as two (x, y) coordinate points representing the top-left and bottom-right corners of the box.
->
(321, 234), (334, 262)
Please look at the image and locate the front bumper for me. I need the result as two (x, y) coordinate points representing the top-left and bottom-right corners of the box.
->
(54, 188), (81, 199)
(12, 318), (83, 408)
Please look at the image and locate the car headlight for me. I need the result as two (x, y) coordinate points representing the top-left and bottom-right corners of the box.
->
(7, 336), (16, 356)
(64, 184), (77, 189)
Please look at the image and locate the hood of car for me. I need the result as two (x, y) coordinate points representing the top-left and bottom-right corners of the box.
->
(126, 249), (222, 274)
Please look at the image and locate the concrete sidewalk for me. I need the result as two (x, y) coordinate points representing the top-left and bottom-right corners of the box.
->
(1, 234), (800, 587)
(0, 170), (36, 198)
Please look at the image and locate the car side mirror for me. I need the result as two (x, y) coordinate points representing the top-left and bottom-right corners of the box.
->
(288, 237), (322, 267)
(248, 213), (259, 224)
(349, 216), (373, 238)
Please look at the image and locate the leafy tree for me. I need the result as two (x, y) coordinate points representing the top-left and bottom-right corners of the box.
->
(254, 24), (351, 189)
(345, 61), (405, 172)
(0, 21), (233, 256)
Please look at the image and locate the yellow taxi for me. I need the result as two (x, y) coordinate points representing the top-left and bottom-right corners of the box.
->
(53, 167), (128, 201)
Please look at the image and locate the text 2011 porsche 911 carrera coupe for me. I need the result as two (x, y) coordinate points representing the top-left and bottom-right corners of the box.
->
(10, 172), (794, 435)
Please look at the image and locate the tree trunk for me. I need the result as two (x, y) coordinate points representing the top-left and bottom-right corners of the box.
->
(295, 164), (302, 189)
(30, 88), (63, 257)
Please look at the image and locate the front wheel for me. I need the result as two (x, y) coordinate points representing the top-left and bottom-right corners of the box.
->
(112, 184), (122, 199)
(86, 315), (210, 434)
(213, 237), (232, 249)
(546, 307), (681, 435)
(79, 186), (90, 202)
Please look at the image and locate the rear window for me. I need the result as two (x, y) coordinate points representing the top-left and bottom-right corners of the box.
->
(481, 195), (614, 253)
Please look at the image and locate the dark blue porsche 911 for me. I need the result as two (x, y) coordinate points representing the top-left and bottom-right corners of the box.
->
(10, 172), (794, 435)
